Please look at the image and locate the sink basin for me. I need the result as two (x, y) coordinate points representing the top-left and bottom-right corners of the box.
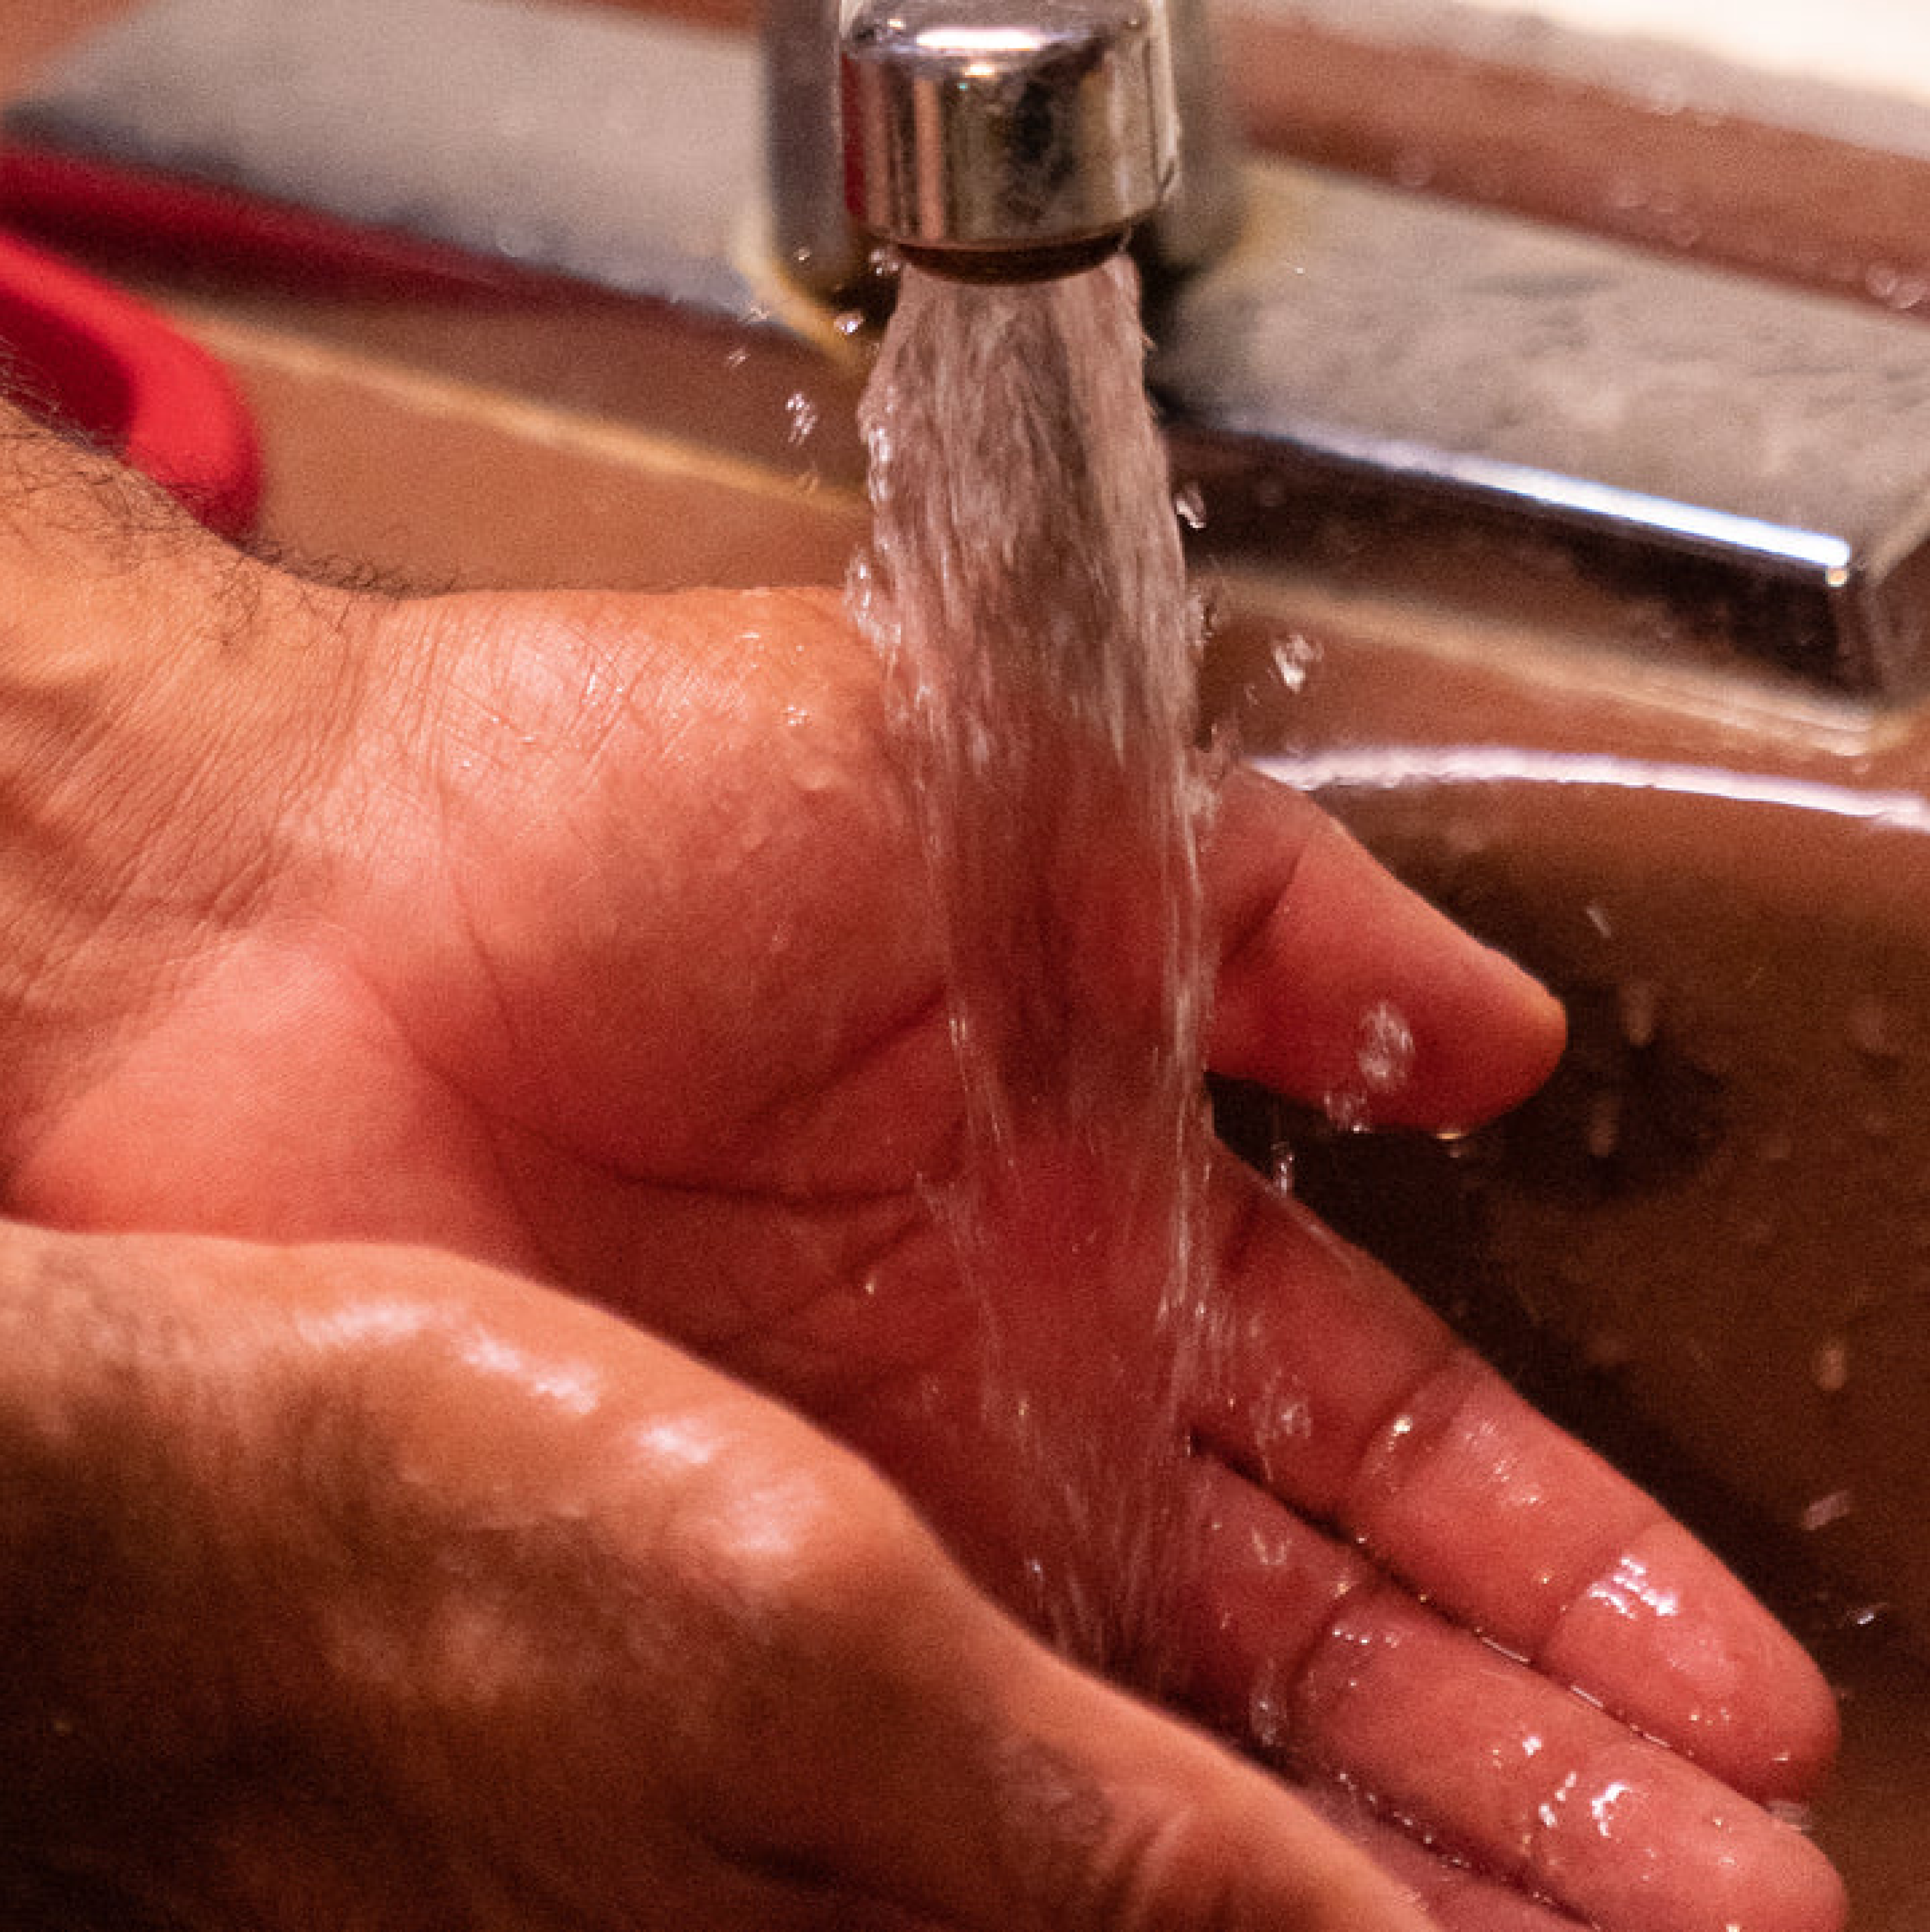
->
(1202, 562), (1930, 1669)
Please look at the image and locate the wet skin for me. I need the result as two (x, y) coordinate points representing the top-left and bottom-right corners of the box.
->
(0, 417), (1843, 1930)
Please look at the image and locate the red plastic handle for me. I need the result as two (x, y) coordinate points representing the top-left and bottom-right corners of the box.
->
(0, 224), (260, 537)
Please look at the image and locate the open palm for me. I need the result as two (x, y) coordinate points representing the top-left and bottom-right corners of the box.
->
(6, 573), (1840, 1931)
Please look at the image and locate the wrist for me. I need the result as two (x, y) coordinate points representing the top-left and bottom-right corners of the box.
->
(0, 410), (367, 1176)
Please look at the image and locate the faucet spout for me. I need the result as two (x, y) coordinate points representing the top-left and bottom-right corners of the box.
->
(768, 0), (1242, 299)
(839, 0), (1177, 283)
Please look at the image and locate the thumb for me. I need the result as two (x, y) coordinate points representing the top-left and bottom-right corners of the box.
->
(780, 1546), (1440, 1932)
(944, 1623), (1439, 1932)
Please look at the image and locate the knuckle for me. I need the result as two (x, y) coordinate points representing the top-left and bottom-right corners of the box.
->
(667, 1424), (937, 1671)
(1055, 1809), (1249, 1932)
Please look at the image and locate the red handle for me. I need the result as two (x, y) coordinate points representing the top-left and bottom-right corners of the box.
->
(0, 225), (260, 538)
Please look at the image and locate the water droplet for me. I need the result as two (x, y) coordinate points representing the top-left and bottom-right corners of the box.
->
(1799, 1490), (1855, 1533)
(1268, 1138), (1296, 1195)
(1268, 630), (1320, 695)
(1589, 1779), (1637, 1838)
(785, 390), (820, 446)
(1585, 901), (1615, 940)
(1617, 977), (1661, 1048)
(1247, 1376), (1314, 1488)
(1538, 1769), (1579, 1835)
(1587, 1552), (1682, 1623)
(1247, 1658), (1292, 1752)
(1355, 1001), (1415, 1097)
(1811, 1336), (1850, 1394)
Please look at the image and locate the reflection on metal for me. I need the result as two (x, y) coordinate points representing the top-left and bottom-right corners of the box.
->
(1252, 746), (1930, 833)
(1155, 167), (1930, 699)
(769, 0), (1242, 295)
(838, 0), (1177, 281)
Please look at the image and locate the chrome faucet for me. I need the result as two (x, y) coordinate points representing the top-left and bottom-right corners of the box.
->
(840, 0), (1179, 283)
(768, 0), (1243, 298)
(760, 0), (1930, 700)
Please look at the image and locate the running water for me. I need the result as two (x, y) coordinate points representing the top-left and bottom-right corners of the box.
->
(851, 255), (1224, 1677)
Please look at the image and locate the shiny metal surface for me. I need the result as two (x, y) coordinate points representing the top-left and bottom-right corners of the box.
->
(1154, 165), (1930, 699)
(838, 0), (1177, 280)
(772, 0), (1237, 297)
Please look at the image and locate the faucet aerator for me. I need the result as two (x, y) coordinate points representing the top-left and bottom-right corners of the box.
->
(838, 0), (1178, 281)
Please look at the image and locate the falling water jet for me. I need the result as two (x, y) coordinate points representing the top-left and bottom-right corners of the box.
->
(851, 253), (1224, 1680)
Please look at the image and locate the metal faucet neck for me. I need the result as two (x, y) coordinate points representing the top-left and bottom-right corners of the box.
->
(761, 0), (1242, 303)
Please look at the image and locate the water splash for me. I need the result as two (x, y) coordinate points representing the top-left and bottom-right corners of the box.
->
(851, 256), (1220, 1677)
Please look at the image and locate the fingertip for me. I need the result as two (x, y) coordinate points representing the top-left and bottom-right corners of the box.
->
(1399, 923), (1567, 1131)
(1541, 1518), (1843, 1805)
(1208, 775), (1566, 1129)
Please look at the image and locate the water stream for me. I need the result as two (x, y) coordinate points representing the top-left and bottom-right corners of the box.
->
(851, 254), (1223, 1678)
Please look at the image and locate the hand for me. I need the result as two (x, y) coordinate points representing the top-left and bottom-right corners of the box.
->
(0, 420), (1843, 1928)
(0, 1218), (1435, 1931)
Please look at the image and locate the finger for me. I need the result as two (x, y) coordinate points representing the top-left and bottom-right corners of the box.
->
(1192, 1163), (1839, 1802)
(1294, 1595), (1843, 1932)
(1299, 1782), (1595, 1932)
(1177, 1460), (1846, 1932)
(1206, 767), (1566, 1129)
(810, 1548), (1445, 1932)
